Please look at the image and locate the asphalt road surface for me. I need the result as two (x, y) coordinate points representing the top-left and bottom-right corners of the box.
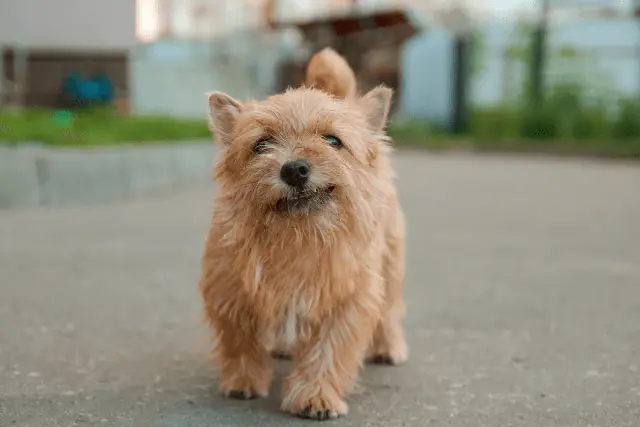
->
(1, 152), (639, 427)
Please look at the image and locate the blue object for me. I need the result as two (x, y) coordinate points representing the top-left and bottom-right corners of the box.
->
(63, 72), (114, 105)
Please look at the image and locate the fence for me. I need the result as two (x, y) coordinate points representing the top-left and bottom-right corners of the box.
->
(473, 18), (640, 107)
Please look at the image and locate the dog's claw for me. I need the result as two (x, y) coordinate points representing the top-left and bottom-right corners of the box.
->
(227, 389), (257, 400)
(367, 351), (408, 366)
(371, 355), (394, 365)
(298, 405), (338, 421)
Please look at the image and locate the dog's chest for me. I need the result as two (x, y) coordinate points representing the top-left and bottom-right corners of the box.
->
(261, 284), (312, 350)
(278, 298), (306, 347)
(250, 245), (363, 346)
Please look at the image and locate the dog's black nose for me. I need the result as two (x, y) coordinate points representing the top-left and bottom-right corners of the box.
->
(280, 160), (310, 187)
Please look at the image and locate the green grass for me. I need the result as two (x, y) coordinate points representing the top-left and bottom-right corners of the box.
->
(0, 107), (211, 147)
(2, 104), (639, 159)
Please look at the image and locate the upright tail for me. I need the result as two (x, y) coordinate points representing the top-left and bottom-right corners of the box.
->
(305, 47), (357, 99)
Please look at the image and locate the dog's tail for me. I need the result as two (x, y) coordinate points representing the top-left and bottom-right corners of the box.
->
(305, 47), (357, 99)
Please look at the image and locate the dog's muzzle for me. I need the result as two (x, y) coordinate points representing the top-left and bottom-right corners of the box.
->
(274, 185), (335, 214)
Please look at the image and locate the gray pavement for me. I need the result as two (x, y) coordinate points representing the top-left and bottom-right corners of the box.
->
(1, 152), (640, 427)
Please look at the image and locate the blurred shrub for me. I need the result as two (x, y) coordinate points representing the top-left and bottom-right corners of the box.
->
(393, 81), (640, 157)
(470, 82), (639, 146)
(472, 21), (640, 155)
(612, 99), (640, 140)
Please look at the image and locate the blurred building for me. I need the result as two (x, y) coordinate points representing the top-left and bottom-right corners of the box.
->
(134, 0), (492, 42)
(131, 0), (529, 119)
(130, 0), (431, 118)
(1, 0), (135, 49)
(8, 0), (632, 122)
(0, 0), (135, 108)
(0, 0), (492, 113)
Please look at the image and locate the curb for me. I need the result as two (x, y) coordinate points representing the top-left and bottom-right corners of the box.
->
(0, 141), (216, 209)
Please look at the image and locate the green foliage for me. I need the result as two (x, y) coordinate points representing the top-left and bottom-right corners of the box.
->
(436, 18), (639, 157)
(612, 99), (640, 140)
(505, 22), (534, 62)
(391, 83), (640, 158)
(0, 107), (211, 147)
(470, 83), (639, 141)
(387, 121), (457, 149)
(469, 29), (486, 78)
(388, 21), (640, 157)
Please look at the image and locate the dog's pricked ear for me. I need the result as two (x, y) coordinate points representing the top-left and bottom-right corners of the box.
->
(207, 91), (242, 144)
(360, 86), (393, 132)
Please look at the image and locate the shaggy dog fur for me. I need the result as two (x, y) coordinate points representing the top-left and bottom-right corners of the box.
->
(199, 47), (407, 421)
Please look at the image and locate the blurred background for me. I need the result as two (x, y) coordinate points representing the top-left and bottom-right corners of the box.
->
(2, 2), (640, 426)
(0, 0), (639, 149)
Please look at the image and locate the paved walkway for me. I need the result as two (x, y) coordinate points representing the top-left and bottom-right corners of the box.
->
(1, 152), (639, 427)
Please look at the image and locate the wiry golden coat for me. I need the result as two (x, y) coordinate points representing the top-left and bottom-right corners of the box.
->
(199, 48), (407, 421)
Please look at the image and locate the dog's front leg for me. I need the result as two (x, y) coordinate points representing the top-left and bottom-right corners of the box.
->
(280, 297), (380, 420)
(212, 310), (273, 400)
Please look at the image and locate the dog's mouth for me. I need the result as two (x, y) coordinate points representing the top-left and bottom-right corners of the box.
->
(274, 186), (335, 214)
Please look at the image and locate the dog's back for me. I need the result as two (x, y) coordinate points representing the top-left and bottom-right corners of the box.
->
(305, 47), (357, 99)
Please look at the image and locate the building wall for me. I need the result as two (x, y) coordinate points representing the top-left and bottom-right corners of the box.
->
(130, 33), (283, 118)
(136, 0), (456, 41)
(2, 49), (128, 108)
(0, 0), (136, 50)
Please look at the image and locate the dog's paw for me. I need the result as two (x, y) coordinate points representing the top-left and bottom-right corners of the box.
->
(270, 350), (293, 360)
(220, 374), (270, 400)
(286, 395), (348, 421)
(366, 344), (408, 366)
(282, 388), (348, 421)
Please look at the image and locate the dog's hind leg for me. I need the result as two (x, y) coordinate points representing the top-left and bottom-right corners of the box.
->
(366, 299), (408, 366)
(366, 207), (409, 366)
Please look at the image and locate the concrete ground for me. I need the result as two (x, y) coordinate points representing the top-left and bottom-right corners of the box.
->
(1, 152), (639, 427)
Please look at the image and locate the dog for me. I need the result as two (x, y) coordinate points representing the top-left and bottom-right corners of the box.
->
(199, 47), (407, 421)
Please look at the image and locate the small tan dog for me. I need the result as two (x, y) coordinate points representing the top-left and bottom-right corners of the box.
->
(199, 47), (407, 421)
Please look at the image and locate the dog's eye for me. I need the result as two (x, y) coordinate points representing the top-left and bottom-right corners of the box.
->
(322, 135), (343, 149)
(253, 137), (274, 154)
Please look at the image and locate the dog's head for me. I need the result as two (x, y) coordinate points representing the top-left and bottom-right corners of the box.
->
(207, 53), (393, 230)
